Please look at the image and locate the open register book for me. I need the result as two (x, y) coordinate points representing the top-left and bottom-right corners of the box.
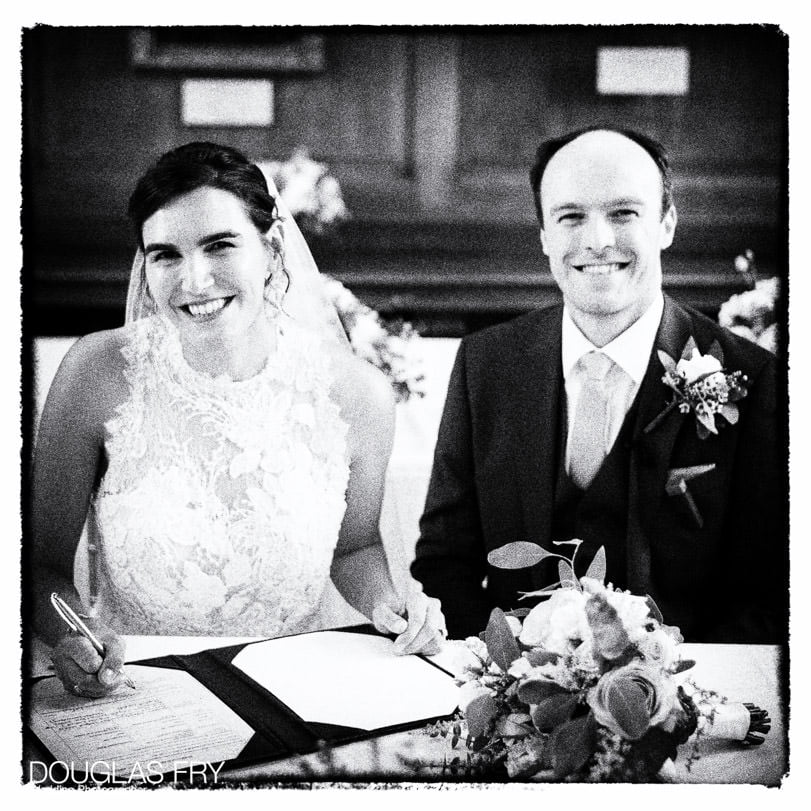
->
(26, 626), (460, 780)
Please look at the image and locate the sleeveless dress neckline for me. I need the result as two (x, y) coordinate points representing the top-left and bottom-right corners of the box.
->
(91, 315), (351, 637)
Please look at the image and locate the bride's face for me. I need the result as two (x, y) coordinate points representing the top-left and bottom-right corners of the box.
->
(142, 186), (276, 347)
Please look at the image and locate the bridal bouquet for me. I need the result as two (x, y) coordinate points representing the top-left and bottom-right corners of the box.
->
(322, 276), (426, 402)
(718, 250), (780, 355)
(448, 540), (770, 782)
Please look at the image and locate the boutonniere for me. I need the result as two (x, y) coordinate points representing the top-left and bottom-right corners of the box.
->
(644, 337), (749, 439)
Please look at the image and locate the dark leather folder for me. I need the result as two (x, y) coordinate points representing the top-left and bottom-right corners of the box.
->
(26, 624), (457, 783)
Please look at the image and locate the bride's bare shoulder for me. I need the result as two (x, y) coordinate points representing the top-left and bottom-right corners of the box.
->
(44, 326), (134, 421)
(326, 345), (395, 436)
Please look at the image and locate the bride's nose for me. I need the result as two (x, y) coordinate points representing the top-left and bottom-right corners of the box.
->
(181, 256), (215, 294)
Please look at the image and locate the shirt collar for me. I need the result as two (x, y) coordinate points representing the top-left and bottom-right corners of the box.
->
(561, 293), (665, 385)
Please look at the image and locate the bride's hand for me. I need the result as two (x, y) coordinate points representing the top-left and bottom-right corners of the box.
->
(372, 584), (447, 656)
(51, 619), (126, 698)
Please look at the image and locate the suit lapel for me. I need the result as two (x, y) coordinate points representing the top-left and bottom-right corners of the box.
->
(512, 309), (563, 584)
(627, 296), (694, 591)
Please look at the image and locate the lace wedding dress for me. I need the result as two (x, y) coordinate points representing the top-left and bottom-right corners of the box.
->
(90, 314), (351, 636)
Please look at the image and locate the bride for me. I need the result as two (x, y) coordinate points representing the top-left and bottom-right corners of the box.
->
(30, 142), (446, 697)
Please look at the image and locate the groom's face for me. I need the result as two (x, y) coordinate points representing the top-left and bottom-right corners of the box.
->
(539, 131), (677, 330)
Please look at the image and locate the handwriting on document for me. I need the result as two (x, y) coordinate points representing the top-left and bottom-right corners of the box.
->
(29, 665), (253, 775)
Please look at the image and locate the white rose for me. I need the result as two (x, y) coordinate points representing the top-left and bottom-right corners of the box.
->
(637, 628), (680, 669)
(676, 348), (723, 384)
(519, 589), (590, 652)
(604, 589), (653, 643)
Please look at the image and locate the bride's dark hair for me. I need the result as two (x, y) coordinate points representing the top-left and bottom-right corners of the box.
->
(128, 142), (279, 245)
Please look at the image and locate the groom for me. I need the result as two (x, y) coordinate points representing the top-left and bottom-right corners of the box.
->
(411, 128), (786, 644)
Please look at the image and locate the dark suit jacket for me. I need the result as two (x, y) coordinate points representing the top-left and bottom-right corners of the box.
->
(411, 296), (787, 643)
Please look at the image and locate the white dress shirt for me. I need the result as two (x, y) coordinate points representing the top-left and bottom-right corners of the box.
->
(562, 294), (665, 471)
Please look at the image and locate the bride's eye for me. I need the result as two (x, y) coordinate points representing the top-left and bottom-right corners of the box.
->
(150, 249), (179, 264)
(207, 240), (235, 253)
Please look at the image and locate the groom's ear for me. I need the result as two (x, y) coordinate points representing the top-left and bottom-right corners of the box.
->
(540, 226), (549, 257)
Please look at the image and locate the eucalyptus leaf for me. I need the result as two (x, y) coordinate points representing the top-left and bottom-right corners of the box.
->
(550, 713), (597, 779)
(504, 607), (532, 619)
(644, 595), (664, 624)
(657, 350), (677, 374)
(584, 546), (607, 584)
(697, 411), (718, 435)
(670, 658), (696, 674)
(558, 560), (579, 590)
(465, 693), (499, 738)
(586, 592), (630, 660)
(606, 679), (651, 740)
(484, 607), (522, 672)
(707, 340), (725, 364)
(531, 693), (581, 732)
(680, 336), (699, 361)
(517, 676), (569, 704)
(720, 403), (739, 425)
(524, 649), (561, 667)
(488, 542), (553, 570)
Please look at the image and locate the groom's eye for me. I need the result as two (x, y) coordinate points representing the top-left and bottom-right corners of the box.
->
(557, 212), (583, 224)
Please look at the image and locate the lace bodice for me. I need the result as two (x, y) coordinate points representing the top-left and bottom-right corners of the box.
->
(92, 315), (350, 636)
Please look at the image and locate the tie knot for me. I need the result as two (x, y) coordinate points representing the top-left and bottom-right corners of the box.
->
(578, 351), (613, 382)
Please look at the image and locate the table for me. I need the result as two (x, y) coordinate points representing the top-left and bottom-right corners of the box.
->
(26, 635), (786, 786)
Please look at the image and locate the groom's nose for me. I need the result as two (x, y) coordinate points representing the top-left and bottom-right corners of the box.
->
(581, 214), (616, 253)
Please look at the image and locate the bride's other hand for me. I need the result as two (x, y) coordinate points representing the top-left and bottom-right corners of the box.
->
(51, 620), (126, 698)
(373, 585), (447, 656)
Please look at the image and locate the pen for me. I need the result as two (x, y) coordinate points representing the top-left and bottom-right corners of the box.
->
(50, 592), (136, 690)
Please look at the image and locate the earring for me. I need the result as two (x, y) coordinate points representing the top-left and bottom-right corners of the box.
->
(264, 268), (286, 314)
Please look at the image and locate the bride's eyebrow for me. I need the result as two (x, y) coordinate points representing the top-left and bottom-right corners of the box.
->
(199, 230), (241, 245)
(144, 241), (176, 255)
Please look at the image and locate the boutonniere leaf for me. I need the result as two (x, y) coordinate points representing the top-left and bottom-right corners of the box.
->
(645, 337), (750, 439)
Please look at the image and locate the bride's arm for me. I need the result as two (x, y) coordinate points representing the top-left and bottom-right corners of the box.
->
(329, 353), (445, 654)
(29, 331), (127, 694)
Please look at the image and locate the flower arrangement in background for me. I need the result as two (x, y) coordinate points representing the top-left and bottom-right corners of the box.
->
(259, 149), (425, 401)
(322, 276), (426, 403)
(718, 250), (780, 354)
(442, 539), (770, 782)
(259, 148), (349, 236)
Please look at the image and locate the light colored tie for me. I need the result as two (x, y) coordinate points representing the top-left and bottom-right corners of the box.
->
(568, 351), (615, 489)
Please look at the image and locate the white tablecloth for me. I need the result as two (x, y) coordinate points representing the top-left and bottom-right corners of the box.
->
(32, 336), (461, 624)
(27, 635), (786, 785)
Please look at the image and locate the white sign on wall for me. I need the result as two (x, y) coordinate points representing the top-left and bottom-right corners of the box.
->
(181, 79), (275, 126)
(596, 47), (690, 96)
